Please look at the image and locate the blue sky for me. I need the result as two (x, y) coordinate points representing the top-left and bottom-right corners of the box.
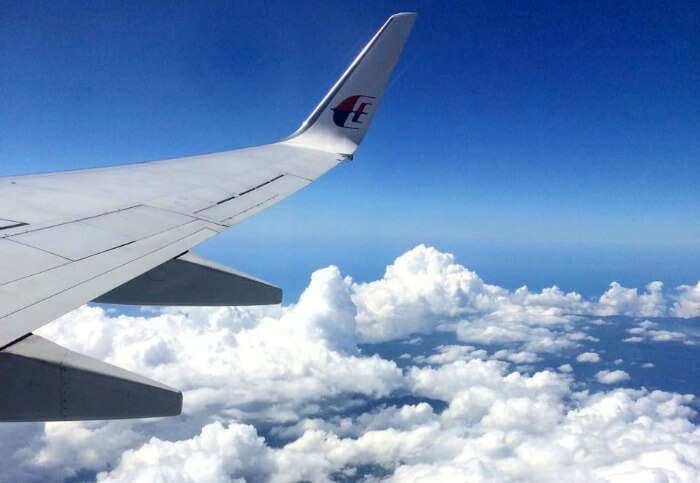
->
(1, 0), (698, 300)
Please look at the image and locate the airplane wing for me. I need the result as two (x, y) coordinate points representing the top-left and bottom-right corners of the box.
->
(0, 13), (416, 421)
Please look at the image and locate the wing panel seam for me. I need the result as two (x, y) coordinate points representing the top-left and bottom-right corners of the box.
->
(0, 224), (216, 323)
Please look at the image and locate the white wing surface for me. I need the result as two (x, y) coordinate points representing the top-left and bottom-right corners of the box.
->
(0, 13), (416, 420)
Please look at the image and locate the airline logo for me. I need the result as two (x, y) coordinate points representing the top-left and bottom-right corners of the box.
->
(331, 95), (376, 129)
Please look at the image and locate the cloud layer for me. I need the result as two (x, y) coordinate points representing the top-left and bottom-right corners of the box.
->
(1, 244), (694, 482)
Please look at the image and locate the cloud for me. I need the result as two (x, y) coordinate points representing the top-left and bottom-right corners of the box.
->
(492, 349), (538, 364)
(96, 381), (698, 483)
(595, 280), (700, 319)
(415, 344), (487, 365)
(672, 282), (700, 318)
(649, 330), (687, 342)
(621, 320), (694, 346)
(351, 245), (506, 342)
(596, 370), (631, 384)
(558, 363), (573, 373)
(350, 245), (697, 357)
(2, 245), (695, 482)
(351, 245), (602, 348)
(96, 422), (272, 483)
(576, 351), (601, 363)
(596, 281), (667, 317)
(38, 267), (404, 423)
(23, 265), (405, 481)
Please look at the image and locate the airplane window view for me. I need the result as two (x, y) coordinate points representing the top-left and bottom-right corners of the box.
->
(1, 2), (698, 482)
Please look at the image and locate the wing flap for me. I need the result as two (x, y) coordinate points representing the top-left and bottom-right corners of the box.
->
(0, 334), (181, 421)
(10, 219), (134, 260)
(0, 239), (68, 286)
(8, 206), (195, 261)
(94, 252), (282, 306)
(81, 205), (194, 240)
(0, 223), (219, 348)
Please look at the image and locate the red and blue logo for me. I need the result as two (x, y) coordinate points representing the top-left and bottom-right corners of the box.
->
(332, 95), (376, 129)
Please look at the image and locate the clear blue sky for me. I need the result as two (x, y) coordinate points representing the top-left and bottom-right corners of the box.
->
(1, 0), (698, 299)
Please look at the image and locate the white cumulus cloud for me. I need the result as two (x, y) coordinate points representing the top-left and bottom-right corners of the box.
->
(558, 363), (574, 373)
(596, 369), (631, 384)
(96, 422), (272, 483)
(672, 281), (700, 318)
(576, 351), (601, 363)
(0, 244), (693, 483)
(596, 281), (667, 317)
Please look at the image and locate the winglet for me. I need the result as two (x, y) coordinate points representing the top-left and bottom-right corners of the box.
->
(282, 13), (416, 155)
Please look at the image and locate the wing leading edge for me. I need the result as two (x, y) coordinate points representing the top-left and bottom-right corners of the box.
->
(0, 13), (416, 420)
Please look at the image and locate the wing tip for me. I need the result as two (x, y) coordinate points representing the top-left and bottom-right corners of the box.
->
(282, 11), (417, 154)
(390, 12), (417, 18)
